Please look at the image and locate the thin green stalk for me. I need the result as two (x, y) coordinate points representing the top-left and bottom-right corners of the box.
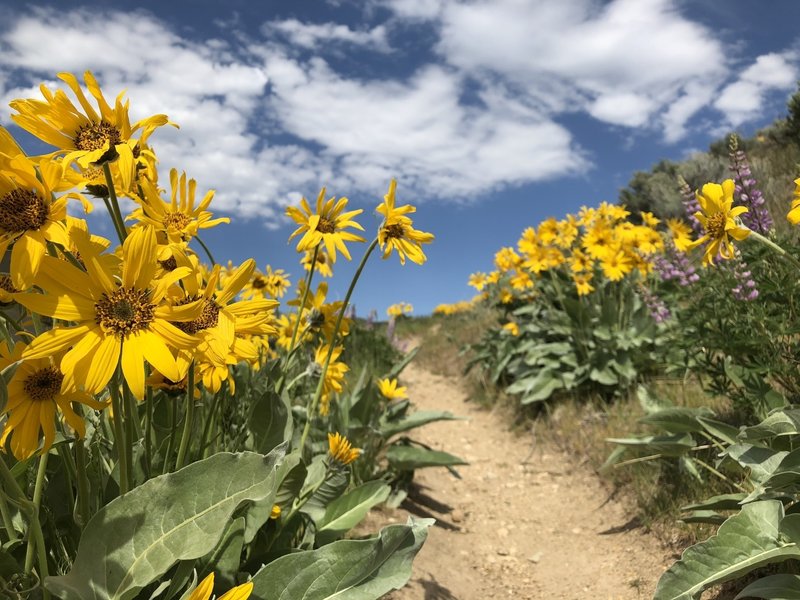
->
(144, 382), (154, 478)
(747, 229), (800, 270)
(199, 390), (222, 459)
(299, 238), (379, 450)
(0, 490), (17, 542)
(174, 363), (196, 470)
(162, 396), (176, 475)
(108, 379), (130, 494)
(194, 234), (217, 266)
(101, 196), (127, 246)
(74, 437), (90, 529)
(102, 162), (127, 243)
(24, 453), (48, 574)
(288, 245), (319, 356)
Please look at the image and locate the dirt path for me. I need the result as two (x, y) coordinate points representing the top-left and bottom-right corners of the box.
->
(369, 362), (673, 600)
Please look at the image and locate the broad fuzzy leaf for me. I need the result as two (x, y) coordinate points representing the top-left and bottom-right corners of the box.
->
(46, 449), (285, 600)
(654, 500), (800, 600)
(316, 481), (391, 545)
(386, 446), (468, 470)
(380, 411), (463, 438)
(249, 518), (432, 599)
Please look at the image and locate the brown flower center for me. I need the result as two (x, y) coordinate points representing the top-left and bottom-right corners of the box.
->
(316, 217), (336, 234)
(95, 287), (156, 338)
(74, 121), (122, 152)
(24, 367), (63, 402)
(164, 211), (191, 231)
(705, 212), (727, 239)
(0, 189), (49, 233)
(174, 297), (220, 334)
(0, 274), (18, 294)
(159, 256), (178, 272)
(251, 276), (267, 289)
(383, 223), (406, 239)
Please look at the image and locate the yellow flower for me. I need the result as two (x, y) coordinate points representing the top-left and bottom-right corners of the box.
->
(600, 247), (633, 281)
(286, 187), (365, 262)
(302, 248), (334, 277)
(186, 573), (253, 600)
(640, 211), (660, 227)
(572, 273), (594, 296)
(376, 179), (434, 265)
(468, 272), (488, 291)
(15, 226), (201, 399)
(386, 302), (412, 317)
(0, 342), (105, 460)
(787, 178), (800, 225)
(327, 432), (361, 465)
(667, 219), (693, 252)
(502, 322), (519, 336)
(494, 247), (521, 272)
(264, 265), (291, 298)
(378, 377), (408, 400)
(10, 71), (171, 189)
(314, 344), (349, 415)
(270, 504), (281, 520)
(289, 281), (349, 343)
(689, 179), (750, 265)
(569, 249), (593, 273)
(582, 224), (615, 261)
(0, 154), (89, 289)
(128, 169), (229, 244)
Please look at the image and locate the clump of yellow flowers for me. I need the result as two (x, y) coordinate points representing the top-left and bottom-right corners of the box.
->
(0, 70), (434, 592)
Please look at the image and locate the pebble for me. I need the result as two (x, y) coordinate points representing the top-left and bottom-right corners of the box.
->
(528, 552), (543, 563)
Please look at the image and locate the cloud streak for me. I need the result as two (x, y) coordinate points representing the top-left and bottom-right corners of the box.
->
(0, 1), (796, 227)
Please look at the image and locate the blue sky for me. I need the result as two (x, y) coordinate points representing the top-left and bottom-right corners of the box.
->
(0, 0), (799, 315)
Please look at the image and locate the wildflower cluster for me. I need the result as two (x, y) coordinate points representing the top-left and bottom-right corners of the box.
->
(0, 71), (437, 597)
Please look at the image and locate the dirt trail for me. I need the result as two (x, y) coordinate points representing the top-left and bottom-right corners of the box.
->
(369, 362), (673, 600)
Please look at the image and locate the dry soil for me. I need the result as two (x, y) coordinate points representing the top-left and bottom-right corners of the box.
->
(365, 361), (674, 600)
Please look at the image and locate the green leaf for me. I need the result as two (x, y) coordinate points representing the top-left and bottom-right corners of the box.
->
(386, 347), (419, 380)
(379, 411), (463, 438)
(734, 574), (800, 599)
(196, 517), (245, 590)
(726, 444), (788, 483)
(640, 407), (715, 434)
(46, 449), (286, 600)
(678, 510), (728, 525)
(244, 450), (302, 543)
(654, 500), (800, 600)
(316, 481), (391, 545)
(386, 446), (468, 471)
(681, 493), (747, 512)
(589, 366), (618, 386)
(606, 433), (695, 457)
(300, 457), (350, 523)
(741, 410), (800, 441)
(698, 417), (740, 445)
(249, 390), (293, 454)
(249, 517), (432, 599)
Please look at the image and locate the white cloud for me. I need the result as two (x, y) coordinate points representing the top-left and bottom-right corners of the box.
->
(0, 1), (796, 227)
(715, 52), (799, 125)
(263, 19), (390, 51)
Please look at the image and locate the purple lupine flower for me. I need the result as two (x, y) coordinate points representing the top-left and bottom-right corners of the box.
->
(654, 240), (700, 286)
(677, 176), (703, 235)
(728, 134), (773, 234)
(726, 251), (759, 302)
(639, 286), (671, 323)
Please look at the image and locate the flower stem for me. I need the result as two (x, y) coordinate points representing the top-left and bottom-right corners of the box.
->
(0, 489), (17, 543)
(194, 234), (217, 266)
(199, 389), (222, 459)
(24, 452), (48, 577)
(108, 378), (130, 494)
(74, 436), (90, 529)
(289, 246), (319, 354)
(747, 230), (800, 271)
(299, 238), (378, 451)
(175, 363), (196, 470)
(162, 396), (176, 475)
(102, 162), (127, 243)
(144, 382), (154, 478)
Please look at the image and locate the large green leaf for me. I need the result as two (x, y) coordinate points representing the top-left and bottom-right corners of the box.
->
(734, 574), (800, 599)
(741, 410), (800, 441)
(386, 446), (468, 471)
(300, 456), (350, 523)
(654, 500), (800, 600)
(606, 433), (695, 457)
(196, 517), (245, 591)
(379, 411), (463, 438)
(639, 407), (715, 434)
(249, 390), (293, 454)
(316, 481), (391, 545)
(46, 449), (286, 600)
(249, 517), (432, 599)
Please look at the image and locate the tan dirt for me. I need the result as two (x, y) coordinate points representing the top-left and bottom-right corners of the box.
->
(365, 362), (674, 600)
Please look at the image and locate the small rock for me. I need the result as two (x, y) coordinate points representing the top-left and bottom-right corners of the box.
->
(451, 509), (464, 523)
(528, 552), (543, 563)
(571, 527), (582, 535)
(497, 549), (509, 556)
